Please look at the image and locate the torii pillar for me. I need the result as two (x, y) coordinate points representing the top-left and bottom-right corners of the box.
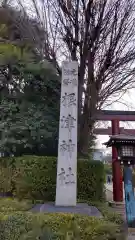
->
(112, 119), (123, 202)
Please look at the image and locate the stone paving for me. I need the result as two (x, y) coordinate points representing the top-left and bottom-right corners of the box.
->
(128, 234), (135, 240)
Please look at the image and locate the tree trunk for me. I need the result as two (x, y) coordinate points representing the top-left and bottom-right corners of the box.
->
(77, 61), (87, 155)
(78, 53), (98, 157)
(78, 123), (90, 157)
(78, 113), (95, 157)
(78, 91), (91, 157)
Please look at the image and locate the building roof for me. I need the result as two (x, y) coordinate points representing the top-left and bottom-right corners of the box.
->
(104, 134), (135, 147)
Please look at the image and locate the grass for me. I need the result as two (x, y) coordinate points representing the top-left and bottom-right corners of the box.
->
(0, 198), (33, 212)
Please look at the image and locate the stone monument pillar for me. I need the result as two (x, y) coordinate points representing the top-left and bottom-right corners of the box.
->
(55, 61), (78, 206)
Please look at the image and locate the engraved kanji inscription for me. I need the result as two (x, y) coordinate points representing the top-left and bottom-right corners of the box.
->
(63, 68), (78, 76)
(72, 78), (77, 86)
(61, 114), (76, 132)
(63, 78), (70, 85)
(63, 77), (77, 86)
(56, 61), (78, 205)
(61, 93), (76, 107)
(65, 167), (75, 184)
(58, 168), (65, 185)
(60, 139), (75, 158)
(68, 139), (75, 158)
(58, 167), (75, 185)
(60, 140), (67, 155)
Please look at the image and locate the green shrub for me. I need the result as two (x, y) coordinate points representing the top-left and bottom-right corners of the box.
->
(14, 156), (57, 201)
(0, 156), (105, 202)
(77, 160), (105, 201)
(90, 202), (124, 225)
(0, 198), (33, 213)
(0, 157), (15, 194)
(0, 212), (124, 240)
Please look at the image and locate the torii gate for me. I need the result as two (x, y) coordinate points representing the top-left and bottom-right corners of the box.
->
(94, 110), (135, 202)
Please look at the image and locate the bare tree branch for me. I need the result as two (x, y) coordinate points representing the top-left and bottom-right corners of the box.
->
(2, 0), (135, 154)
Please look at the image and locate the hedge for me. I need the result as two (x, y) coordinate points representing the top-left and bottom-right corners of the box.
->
(0, 156), (105, 202)
(0, 212), (124, 240)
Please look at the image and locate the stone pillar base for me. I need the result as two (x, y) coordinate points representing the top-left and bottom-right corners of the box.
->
(108, 201), (125, 207)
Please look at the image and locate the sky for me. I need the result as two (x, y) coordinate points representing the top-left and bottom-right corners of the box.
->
(96, 88), (135, 150)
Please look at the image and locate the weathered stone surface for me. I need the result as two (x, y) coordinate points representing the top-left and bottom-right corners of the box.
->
(55, 61), (78, 206)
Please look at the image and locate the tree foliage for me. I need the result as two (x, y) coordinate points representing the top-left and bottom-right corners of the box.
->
(0, 42), (60, 156)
